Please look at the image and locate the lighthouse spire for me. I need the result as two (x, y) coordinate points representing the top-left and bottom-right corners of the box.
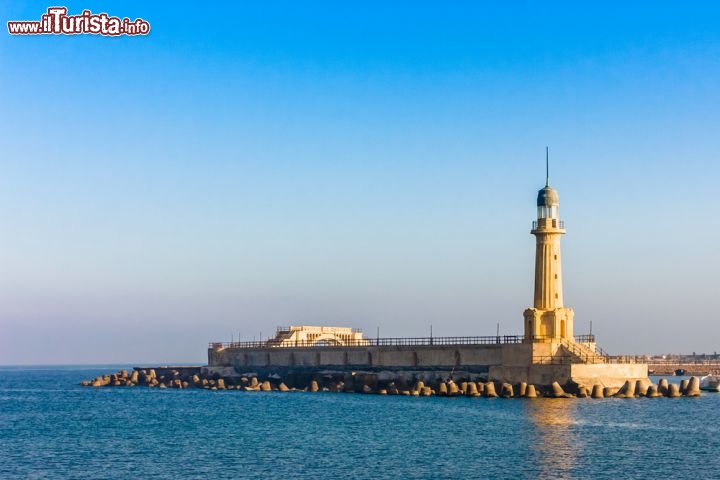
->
(545, 146), (549, 187)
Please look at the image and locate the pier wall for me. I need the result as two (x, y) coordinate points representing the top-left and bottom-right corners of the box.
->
(570, 363), (649, 386)
(208, 343), (532, 371)
(488, 363), (648, 387)
(208, 342), (647, 388)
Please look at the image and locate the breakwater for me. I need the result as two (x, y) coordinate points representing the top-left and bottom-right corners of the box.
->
(648, 363), (720, 376)
(80, 366), (703, 399)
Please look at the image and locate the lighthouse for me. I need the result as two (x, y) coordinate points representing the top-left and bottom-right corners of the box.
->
(524, 150), (574, 341)
(208, 147), (649, 389)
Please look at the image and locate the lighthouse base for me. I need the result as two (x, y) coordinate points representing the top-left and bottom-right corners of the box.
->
(524, 307), (575, 341)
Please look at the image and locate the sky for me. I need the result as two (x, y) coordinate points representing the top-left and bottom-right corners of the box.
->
(1, 2), (719, 364)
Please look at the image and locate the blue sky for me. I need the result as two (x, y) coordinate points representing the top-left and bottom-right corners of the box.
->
(1, 2), (719, 363)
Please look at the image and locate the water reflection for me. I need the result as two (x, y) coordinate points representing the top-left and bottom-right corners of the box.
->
(525, 400), (581, 479)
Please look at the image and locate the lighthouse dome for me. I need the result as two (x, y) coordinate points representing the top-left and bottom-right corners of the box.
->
(537, 186), (559, 207)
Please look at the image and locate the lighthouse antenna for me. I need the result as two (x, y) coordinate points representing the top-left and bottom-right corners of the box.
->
(545, 146), (549, 187)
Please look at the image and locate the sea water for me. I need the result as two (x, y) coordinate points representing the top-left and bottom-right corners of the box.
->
(1, 366), (719, 479)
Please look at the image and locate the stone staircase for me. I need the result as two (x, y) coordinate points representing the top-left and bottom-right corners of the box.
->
(266, 328), (294, 346)
(559, 338), (608, 364)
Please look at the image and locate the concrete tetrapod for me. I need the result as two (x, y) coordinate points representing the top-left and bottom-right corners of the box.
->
(466, 382), (480, 397)
(519, 382), (527, 397)
(615, 380), (635, 398)
(501, 383), (514, 398)
(525, 384), (537, 398)
(310, 380), (319, 393)
(476, 382), (485, 396)
(591, 384), (604, 399)
(638, 378), (653, 396)
(438, 382), (448, 397)
(633, 380), (644, 397)
(646, 385), (661, 398)
(658, 378), (669, 396)
(666, 383), (681, 398)
(91, 378), (106, 387)
(448, 381), (460, 397)
(685, 377), (701, 397)
(551, 382), (572, 398)
(679, 379), (689, 395)
(484, 382), (498, 398)
(603, 387), (618, 398)
(615, 380), (629, 396)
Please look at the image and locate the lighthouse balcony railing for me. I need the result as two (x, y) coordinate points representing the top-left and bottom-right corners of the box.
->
(532, 220), (564, 230)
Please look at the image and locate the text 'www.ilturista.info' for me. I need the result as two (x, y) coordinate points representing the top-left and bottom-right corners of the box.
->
(7, 7), (150, 36)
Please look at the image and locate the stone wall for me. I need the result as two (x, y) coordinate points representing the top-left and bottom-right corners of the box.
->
(488, 362), (649, 388)
(208, 343), (531, 371)
(570, 363), (649, 387)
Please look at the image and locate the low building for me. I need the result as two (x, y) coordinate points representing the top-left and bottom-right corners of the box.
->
(267, 325), (369, 347)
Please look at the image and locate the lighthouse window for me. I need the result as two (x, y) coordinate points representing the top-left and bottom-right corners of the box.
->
(538, 205), (559, 219)
(554, 255), (557, 260)
(554, 274), (557, 279)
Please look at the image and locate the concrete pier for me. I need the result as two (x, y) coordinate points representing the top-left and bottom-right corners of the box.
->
(205, 335), (648, 389)
(203, 173), (650, 390)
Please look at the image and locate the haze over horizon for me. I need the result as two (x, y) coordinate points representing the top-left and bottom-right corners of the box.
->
(1, 2), (719, 364)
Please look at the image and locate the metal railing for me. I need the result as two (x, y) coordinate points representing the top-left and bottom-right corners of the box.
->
(533, 354), (642, 365)
(574, 334), (596, 343)
(559, 337), (611, 364)
(275, 326), (364, 334)
(532, 220), (565, 230)
(210, 333), (652, 366)
(210, 334), (600, 350)
(211, 335), (530, 350)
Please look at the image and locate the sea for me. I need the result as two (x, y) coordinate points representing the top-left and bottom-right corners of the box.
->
(1, 366), (719, 479)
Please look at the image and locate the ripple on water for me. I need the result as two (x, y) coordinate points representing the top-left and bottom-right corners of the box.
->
(1, 368), (719, 479)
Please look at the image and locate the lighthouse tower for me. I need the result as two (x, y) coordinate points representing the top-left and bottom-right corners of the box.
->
(524, 151), (574, 341)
